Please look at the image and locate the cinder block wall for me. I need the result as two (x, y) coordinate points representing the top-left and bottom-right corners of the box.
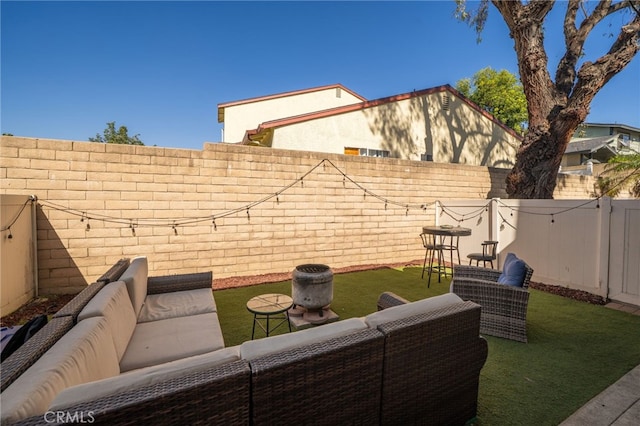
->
(0, 136), (596, 294)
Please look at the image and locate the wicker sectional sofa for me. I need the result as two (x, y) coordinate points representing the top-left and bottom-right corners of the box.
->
(1, 258), (488, 425)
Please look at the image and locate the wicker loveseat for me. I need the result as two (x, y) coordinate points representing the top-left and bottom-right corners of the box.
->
(451, 257), (534, 343)
(1, 259), (488, 425)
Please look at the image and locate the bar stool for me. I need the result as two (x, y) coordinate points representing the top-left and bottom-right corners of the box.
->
(467, 240), (499, 268)
(420, 233), (446, 287)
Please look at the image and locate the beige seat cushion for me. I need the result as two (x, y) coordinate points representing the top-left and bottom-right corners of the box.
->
(0, 317), (120, 424)
(137, 288), (217, 323)
(240, 318), (367, 360)
(365, 293), (463, 329)
(78, 281), (136, 360)
(118, 256), (148, 317)
(50, 346), (241, 410)
(119, 312), (224, 372)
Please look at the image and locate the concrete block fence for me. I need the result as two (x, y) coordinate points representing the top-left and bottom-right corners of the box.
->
(1, 136), (596, 295)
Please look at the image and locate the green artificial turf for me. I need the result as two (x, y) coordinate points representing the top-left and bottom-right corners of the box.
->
(214, 267), (640, 425)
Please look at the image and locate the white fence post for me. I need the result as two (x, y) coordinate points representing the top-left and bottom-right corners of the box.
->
(597, 196), (612, 300)
(490, 198), (500, 265)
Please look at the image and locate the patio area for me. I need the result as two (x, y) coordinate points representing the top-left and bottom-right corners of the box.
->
(211, 266), (640, 425)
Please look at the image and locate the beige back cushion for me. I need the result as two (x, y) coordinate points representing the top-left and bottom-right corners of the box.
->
(50, 347), (241, 410)
(118, 256), (148, 317)
(78, 281), (137, 360)
(137, 288), (216, 323)
(240, 318), (367, 360)
(365, 293), (463, 329)
(0, 317), (120, 424)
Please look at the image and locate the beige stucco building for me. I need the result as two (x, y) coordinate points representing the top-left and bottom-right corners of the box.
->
(218, 84), (522, 168)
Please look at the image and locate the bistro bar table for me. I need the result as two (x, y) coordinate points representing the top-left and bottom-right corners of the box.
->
(421, 225), (472, 286)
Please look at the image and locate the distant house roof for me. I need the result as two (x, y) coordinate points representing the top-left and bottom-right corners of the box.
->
(217, 84), (367, 123)
(580, 123), (640, 134)
(243, 84), (522, 145)
(565, 135), (618, 154)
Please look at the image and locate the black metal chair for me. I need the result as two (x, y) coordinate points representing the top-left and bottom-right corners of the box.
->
(420, 233), (446, 287)
(466, 240), (499, 268)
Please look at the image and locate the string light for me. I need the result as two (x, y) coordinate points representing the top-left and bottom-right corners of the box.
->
(1, 197), (35, 239)
(6, 157), (626, 238)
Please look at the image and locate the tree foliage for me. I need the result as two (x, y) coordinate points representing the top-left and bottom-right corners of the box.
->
(89, 122), (144, 145)
(455, 0), (640, 198)
(598, 153), (640, 197)
(456, 67), (528, 134)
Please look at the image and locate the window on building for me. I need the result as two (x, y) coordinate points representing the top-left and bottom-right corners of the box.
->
(344, 147), (390, 158)
(620, 133), (630, 146)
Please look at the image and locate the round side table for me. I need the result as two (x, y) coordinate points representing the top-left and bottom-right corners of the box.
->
(246, 293), (293, 339)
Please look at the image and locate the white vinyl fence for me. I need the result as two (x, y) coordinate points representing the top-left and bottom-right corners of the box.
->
(436, 197), (640, 306)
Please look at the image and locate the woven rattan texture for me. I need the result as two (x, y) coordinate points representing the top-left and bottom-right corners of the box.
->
(96, 258), (130, 283)
(376, 301), (488, 425)
(147, 272), (213, 295)
(452, 263), (534, 342)
(52, 281), (106, 321)
(249, 328), (385, 425)
(1, 316), (74, 392)
(376, 291), (410, 311)
(14, 360), (251, 425)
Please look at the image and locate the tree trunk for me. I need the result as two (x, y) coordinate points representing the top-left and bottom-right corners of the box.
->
(506, 112), (582, 199)
(492, 0), (640, 199)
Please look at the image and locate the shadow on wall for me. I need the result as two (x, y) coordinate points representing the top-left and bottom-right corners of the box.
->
(556, 173), (598, 198)
(35, 205), (85, 295)
(363, 91), (516, 168)
(487, 168), (510, 199)
(363, 97), (421, 160)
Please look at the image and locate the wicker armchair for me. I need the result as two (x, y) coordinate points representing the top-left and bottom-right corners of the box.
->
(451, 262), (533, 343)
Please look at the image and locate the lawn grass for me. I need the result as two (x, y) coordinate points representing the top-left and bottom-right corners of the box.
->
(214, 267), (640, 425)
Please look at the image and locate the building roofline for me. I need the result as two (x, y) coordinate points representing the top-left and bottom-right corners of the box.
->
(250, 84), (522, 141)
(217, 84), (367, 123)
(581, 122), (640, 133)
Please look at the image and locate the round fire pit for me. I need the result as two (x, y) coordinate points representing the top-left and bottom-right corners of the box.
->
(291, 264), (334, 311)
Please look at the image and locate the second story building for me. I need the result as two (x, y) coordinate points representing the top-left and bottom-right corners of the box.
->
(217, 84), (522, 168)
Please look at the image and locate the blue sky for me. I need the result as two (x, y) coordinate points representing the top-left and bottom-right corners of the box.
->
(2, 1), (639, 150)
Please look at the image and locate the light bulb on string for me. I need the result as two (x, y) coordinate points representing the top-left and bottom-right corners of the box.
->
(212, 219), (217, 231)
